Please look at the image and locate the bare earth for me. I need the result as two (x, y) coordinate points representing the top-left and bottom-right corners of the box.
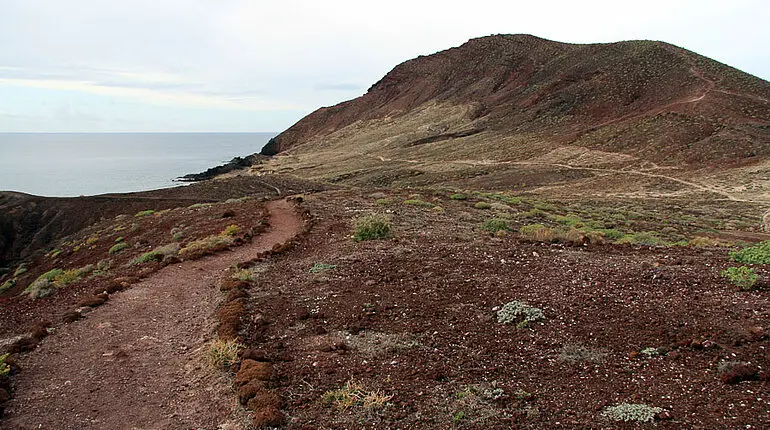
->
(3, 199), (303, 429)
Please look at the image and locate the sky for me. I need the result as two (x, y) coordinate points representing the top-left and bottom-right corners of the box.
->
(0, 0), (768, 133)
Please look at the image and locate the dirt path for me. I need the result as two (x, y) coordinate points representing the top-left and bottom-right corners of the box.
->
(3, 199), (303, 430)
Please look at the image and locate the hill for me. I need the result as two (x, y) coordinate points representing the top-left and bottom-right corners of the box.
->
(258, 34), (769, 202)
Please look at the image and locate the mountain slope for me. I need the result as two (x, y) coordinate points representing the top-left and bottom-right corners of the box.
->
(257, 35), (769, 201)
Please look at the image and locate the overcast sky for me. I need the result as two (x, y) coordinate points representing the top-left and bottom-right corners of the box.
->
(0, 0), (768, 132)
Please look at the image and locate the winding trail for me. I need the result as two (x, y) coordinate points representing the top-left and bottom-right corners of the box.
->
(4, 199), (303, 430)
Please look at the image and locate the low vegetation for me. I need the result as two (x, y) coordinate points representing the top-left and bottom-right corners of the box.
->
(179, 235), (233, 259)
(205, 338), (244, 370)
(322, 381), (392, 411)
(482, 218), (510, 233)
(403, 199), (435, 208)
(133, 243), (180, 265)
(354, 214), (391, 241)
(721, 266), (758, 290)
(24, 265), (95, 299)
(497, 301), (545, 328)
(601, 403), (663, 423)
(310, 263), (337, 273)
(0, 353), (10, 376)
(108, 242), (130, 254)
(135, 209), (156, 217)
(729, 240), (770, 264)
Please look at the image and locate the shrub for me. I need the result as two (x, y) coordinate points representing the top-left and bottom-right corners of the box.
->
(482, 218), (509, 233)
(0, 278), (16, 293)
(497, 301), (544, 328)
(450, 193), (468, 200)
(730, 240), (770, 264)
(310, 263), (337, 273)
(24, 268), (63, 299)
(721, 266), (758, 290)
(54, 269), (82, 286)
(133, 243), (180, 264)
(474, 202), (492, 210)
(206, 338), (244, 370)
(602, 403), (662, 422)
(403, 199), (434, 208)
(220, 224), (241, 237)
(584, 230), (606, 245)
(135, 209), (155, 217)
(519, 224), (554, 242)
(108, 242), (130, 254)
(0, 353), (10, 376)
(322, 381), (392, 411)
(180, 236), (233, 259)
(375, 198), (393, 205)
(13, 264), (27, 277)
(354, 214), (391, 241)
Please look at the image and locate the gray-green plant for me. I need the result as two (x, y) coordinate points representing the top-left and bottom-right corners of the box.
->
(108, 242), (130, 254)
(497, 301), (544, 328)
(310, 263), (337, 273)
(0, 353), (10, 376)
(601, 403), (662, 423)
(482, 218), (509, 233)
(135, 209), (155, 217)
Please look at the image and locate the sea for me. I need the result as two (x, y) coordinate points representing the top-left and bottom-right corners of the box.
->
(0, 133), (276, 197)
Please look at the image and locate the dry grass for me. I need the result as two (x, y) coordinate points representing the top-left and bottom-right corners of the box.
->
(519, 223), (555, 242)
(179, 235), (233, 259)
(322, 381), (392, 411)
(206, 338), (245, 370)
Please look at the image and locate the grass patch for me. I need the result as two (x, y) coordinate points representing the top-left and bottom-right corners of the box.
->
(108, 242), (130, 254)
(403, 199), (435, 208)
(322, 380), (392, 411)
(617, 231), (662, 246)
(474, 202), (492, 210)
(450, 193), (468, 200)
(354, 214), (391, 241)
(721, 266), (758, 291)
(231, 268), (256, 281)
(375, 198), (393, 205)
(135, 209), (155, 217)
(519, 223), (554, 242)
(205, 338), (244, 370)
(13, 264), (27, 277)
(730, 240), (770, 264)
(482, 218), (509, 233)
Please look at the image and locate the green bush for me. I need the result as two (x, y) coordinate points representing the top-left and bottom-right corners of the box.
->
(450, 193), (468, 200)
(24, 268), (63, 299)
(0, 353), (10, 376)
(729, 240), (770, 264)
(403, 199), (434, 208)
(375, 198), (393, 205)
(354, 214), (391, 241)
(108, 242), (130, 254)
(721, 266), (758, 290)
(220, 224), (241, 237)
(13, 264), (28, 277)
(0, 278), (16, 293)
(617, 232), (662, 246)
(482, 218), (509, 233)
(595, 228), (625, 241)
(135, 209), (155, 217)
(134, 243), (180, 264)
(474, 202), (492, 210)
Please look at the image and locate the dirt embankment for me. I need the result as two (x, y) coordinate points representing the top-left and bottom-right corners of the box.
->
(2, 199), (303, 429)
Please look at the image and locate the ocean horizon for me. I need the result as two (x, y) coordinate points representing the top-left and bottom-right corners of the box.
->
(0, 132), (276, 197)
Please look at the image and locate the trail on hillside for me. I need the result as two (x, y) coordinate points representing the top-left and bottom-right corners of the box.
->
(4, 199), (303, 430)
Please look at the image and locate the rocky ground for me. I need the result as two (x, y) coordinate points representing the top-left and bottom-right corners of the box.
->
(0, 181), (769, 428)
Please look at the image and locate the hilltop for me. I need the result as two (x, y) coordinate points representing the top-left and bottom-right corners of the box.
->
(258, 34), (769, 202)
